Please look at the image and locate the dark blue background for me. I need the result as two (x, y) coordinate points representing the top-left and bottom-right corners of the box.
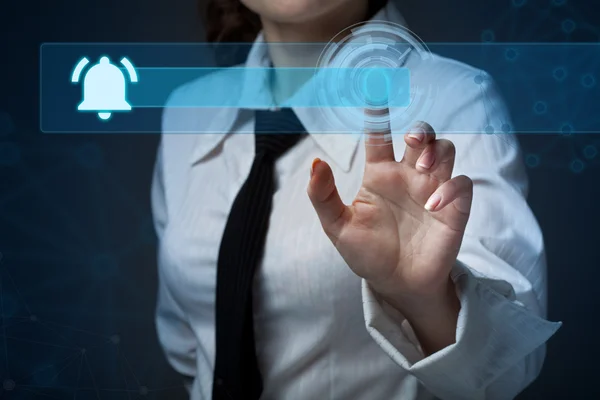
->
(1, 0), (599, 398)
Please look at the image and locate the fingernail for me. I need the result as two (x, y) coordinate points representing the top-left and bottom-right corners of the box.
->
(424, 193), (442, 211)
(310, 157), (321, 177)
(417, 151), (435, 169)
(408, 128), (425, 142)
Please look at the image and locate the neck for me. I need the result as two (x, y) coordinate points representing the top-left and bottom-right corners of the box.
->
(262, 1), (371, 67)
(262, 0), (374, 104)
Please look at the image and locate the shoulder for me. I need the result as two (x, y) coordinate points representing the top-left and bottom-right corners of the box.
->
(411, 53), (490, 93)
(407, 53), (509, 133)
(404, 54), (522, 177)
(159, 65), (243, 164)
(158, 67), (242, 196)
(161, 65), (243, 133)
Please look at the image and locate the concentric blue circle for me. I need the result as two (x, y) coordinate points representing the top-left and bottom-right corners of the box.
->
(3, 380), (15, 391)
(361, 68), (390, 106)
(561, 122), (574, 135)
(552, 66), (568, 82)
(581, 73), (596, 88)
(533, 101), (548, 115)
(504, 48), (519, 62)
(583, 145), (597, 159)
(570, 159), (584, 173)
(315, 20), (437, 135)
(525, 153), (540, 168)
(562, 19), (576, 34)
(481, 29), (495, 42)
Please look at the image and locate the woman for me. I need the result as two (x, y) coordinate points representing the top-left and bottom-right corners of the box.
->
(152, 0), (561, 399)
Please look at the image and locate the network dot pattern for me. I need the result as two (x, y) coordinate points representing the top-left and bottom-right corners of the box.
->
(473, 0), (600, 173)
(0, 112), (184, 398)
(0, 1), (599, 399)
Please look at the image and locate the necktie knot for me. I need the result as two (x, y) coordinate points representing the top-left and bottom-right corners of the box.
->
(254, 109), (305, 158)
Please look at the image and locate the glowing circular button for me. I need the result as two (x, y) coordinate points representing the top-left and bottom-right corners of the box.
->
(361, 68), (389, 107)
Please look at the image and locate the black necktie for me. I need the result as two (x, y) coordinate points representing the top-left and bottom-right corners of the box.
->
(212, 109), (306, 400)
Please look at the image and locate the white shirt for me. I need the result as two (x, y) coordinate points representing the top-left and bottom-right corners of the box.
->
(152, 3), (561, 400)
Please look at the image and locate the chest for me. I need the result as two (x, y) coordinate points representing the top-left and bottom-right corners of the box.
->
(159, 134), (367, 321)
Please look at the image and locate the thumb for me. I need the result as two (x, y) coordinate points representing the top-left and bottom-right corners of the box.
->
(307, 158), (350, 242)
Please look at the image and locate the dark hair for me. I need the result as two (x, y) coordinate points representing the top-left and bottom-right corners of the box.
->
(204, 0), (262, 43)
(203, 0), (389, 43)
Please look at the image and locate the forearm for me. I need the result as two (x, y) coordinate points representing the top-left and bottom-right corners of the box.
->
(363, 260), (561, 400)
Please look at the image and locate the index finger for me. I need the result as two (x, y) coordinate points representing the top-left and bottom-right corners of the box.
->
(364, 107), (394, 163)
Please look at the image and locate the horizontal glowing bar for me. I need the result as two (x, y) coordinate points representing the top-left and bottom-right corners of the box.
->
(124, 67), (410, 108)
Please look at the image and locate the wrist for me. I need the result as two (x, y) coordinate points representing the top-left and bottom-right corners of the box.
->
(378, 276), (459, 322)
(376, 277), (461, 355)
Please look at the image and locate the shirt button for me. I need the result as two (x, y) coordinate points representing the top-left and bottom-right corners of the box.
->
(216, 378), (223, 386)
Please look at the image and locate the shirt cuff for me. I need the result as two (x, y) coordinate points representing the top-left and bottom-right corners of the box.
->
(362, 261), (562, 400)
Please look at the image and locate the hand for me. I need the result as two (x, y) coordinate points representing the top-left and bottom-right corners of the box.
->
(307, 108), (472, 322)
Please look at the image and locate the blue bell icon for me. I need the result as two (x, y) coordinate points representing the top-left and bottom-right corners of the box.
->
(74, 56), (137, 121)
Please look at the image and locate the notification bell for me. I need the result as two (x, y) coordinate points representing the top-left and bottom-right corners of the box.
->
(71, 55), (138, 121)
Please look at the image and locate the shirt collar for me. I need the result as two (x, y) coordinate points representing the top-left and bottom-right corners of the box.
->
(189, 1), (408, 171)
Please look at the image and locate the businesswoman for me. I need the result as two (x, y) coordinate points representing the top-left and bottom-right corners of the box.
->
(152, 0), (561, 399)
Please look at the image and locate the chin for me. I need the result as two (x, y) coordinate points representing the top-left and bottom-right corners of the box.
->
(242, 0), (348, 24)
